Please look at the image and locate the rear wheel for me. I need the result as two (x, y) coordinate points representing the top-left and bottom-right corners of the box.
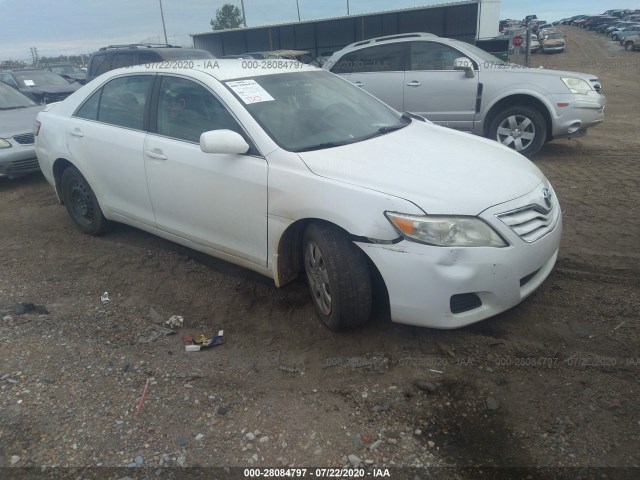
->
(625, 42), (635, 51)
(60, 166), (110, 235)
(303, 223), (372, 331)
(488, 105), (547, 157)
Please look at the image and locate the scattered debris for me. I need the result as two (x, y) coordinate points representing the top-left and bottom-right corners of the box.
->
(166, 315), (184, 329)
(14, 302), (49, 315)
(414, 380), (438, 394)
(136, 378), (151, 416)
(278, 366), (302, 374)
(100, 292), (110, 305)
(486, 396), (499, 410)
(185, 330), (224, 352)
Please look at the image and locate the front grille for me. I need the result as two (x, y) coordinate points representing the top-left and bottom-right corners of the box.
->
(496, 189), (560, 243)
(450, 293), (482, 314)
(12, 133), (35, 145)
(7, 158), (40, 175)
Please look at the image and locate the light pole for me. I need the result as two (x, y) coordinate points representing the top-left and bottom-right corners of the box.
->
(158, 0), (168, 44)
(347, 1), (350, 15)
(296, 0), (300, 21)
(240, 0), (247, 27)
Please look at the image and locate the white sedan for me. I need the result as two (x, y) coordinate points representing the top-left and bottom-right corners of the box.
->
(35, 60), (561, 330)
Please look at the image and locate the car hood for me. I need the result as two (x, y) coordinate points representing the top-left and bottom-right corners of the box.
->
(297, 122), (546, 215)
(19, 83), (80, 95)
(495, 64), (594, 81)
(0, 104), (45, 137)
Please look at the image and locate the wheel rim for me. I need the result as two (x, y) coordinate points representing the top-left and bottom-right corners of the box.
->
(496, 114), (536, 152)
(304, 241), (332, 315)
(69, 178), (95, 226)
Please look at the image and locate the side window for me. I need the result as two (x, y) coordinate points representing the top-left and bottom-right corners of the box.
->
(97, 75), (153, 129)
(91, 54), (111, 77)
(139, 52), (160, 65)
(331, 44), (405, 74)
(112, 53), (136, 69)
(75, 89), (102, 120)
(409, 42), (465, 71)
(156, 76), (242, 143)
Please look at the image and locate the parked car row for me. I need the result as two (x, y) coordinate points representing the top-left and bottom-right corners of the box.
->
(560, 10), (640, 52)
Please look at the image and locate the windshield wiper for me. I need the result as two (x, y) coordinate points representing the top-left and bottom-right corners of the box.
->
(293, 140), (354, 152)
(357, 122), (408, 141)
(293, 119), (410, 152)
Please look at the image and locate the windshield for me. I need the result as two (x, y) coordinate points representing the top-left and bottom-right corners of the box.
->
(13, 70), (70, 87)
(545, 32), (564, 39)
(0, 82), (37, 109)
(225, 71), (407, 152)
(50, 65), (84, 76)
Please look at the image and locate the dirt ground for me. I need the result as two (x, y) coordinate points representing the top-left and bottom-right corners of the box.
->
(1, 26), (639, 479)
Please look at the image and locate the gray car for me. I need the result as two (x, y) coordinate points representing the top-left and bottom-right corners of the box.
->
(324, 32), (605, 156)
(0, 82), (46, 177)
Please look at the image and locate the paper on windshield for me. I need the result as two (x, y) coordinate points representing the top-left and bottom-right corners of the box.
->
(226, 80), (274, 104)
(23, 80), (35, 86)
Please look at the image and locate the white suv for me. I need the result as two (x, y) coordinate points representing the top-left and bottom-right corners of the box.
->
(324, 33), (606, 156)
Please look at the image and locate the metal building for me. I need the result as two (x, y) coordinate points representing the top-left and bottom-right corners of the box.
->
(191, 1), (502, 59)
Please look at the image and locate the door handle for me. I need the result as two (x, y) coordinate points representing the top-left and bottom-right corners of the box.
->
(144, 149), (167, 160)
(405, 81), (422, 87)
(68, 129), (84, 137)
(353, 81), (364, 87)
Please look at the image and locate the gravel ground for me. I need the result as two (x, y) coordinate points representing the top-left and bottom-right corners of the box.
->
(1, 26), (639, 480)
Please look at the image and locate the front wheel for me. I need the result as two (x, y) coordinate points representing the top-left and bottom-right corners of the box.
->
(488, 106), (547, 157)
(303, 223), (372, 331)
(625, 42), (635, 51)
(60, 166), (110, 235)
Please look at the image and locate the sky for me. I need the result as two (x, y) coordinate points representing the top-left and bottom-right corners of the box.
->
(0, 0), (631, 61)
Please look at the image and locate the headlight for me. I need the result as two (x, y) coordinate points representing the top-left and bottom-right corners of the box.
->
(561, 77), (592, 95)
(0, 139), (12, 149)
(385, 212), (507, 247)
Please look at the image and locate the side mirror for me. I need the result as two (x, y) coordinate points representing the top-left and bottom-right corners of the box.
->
(200, 129), (250, 155)
(453, 57), (475, 78)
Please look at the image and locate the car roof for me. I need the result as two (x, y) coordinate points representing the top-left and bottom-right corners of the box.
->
(102, 59), (319, 82)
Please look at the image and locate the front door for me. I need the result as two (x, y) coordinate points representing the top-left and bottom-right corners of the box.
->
(144, 75), (268, 266)
(403, 41), (479, 131)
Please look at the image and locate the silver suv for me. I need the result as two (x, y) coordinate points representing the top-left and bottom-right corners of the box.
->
(324, 33), (605, 156)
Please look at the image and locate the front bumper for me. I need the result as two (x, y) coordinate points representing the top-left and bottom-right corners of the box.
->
(542, 45), (565, 52)
(0, 139), (40, 177)
(358, 188), (562, 329)
(548, 91), (605, 139)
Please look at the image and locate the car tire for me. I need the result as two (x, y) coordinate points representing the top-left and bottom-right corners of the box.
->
(61, 166), (110, 235)
(302, 223), (372, 331)
(612, 34), (619, 41)
(488, 105), (547, 157)
(625, 42), (635, 51)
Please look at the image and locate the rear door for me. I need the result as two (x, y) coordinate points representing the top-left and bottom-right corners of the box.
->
(66, 74), (156, 226)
